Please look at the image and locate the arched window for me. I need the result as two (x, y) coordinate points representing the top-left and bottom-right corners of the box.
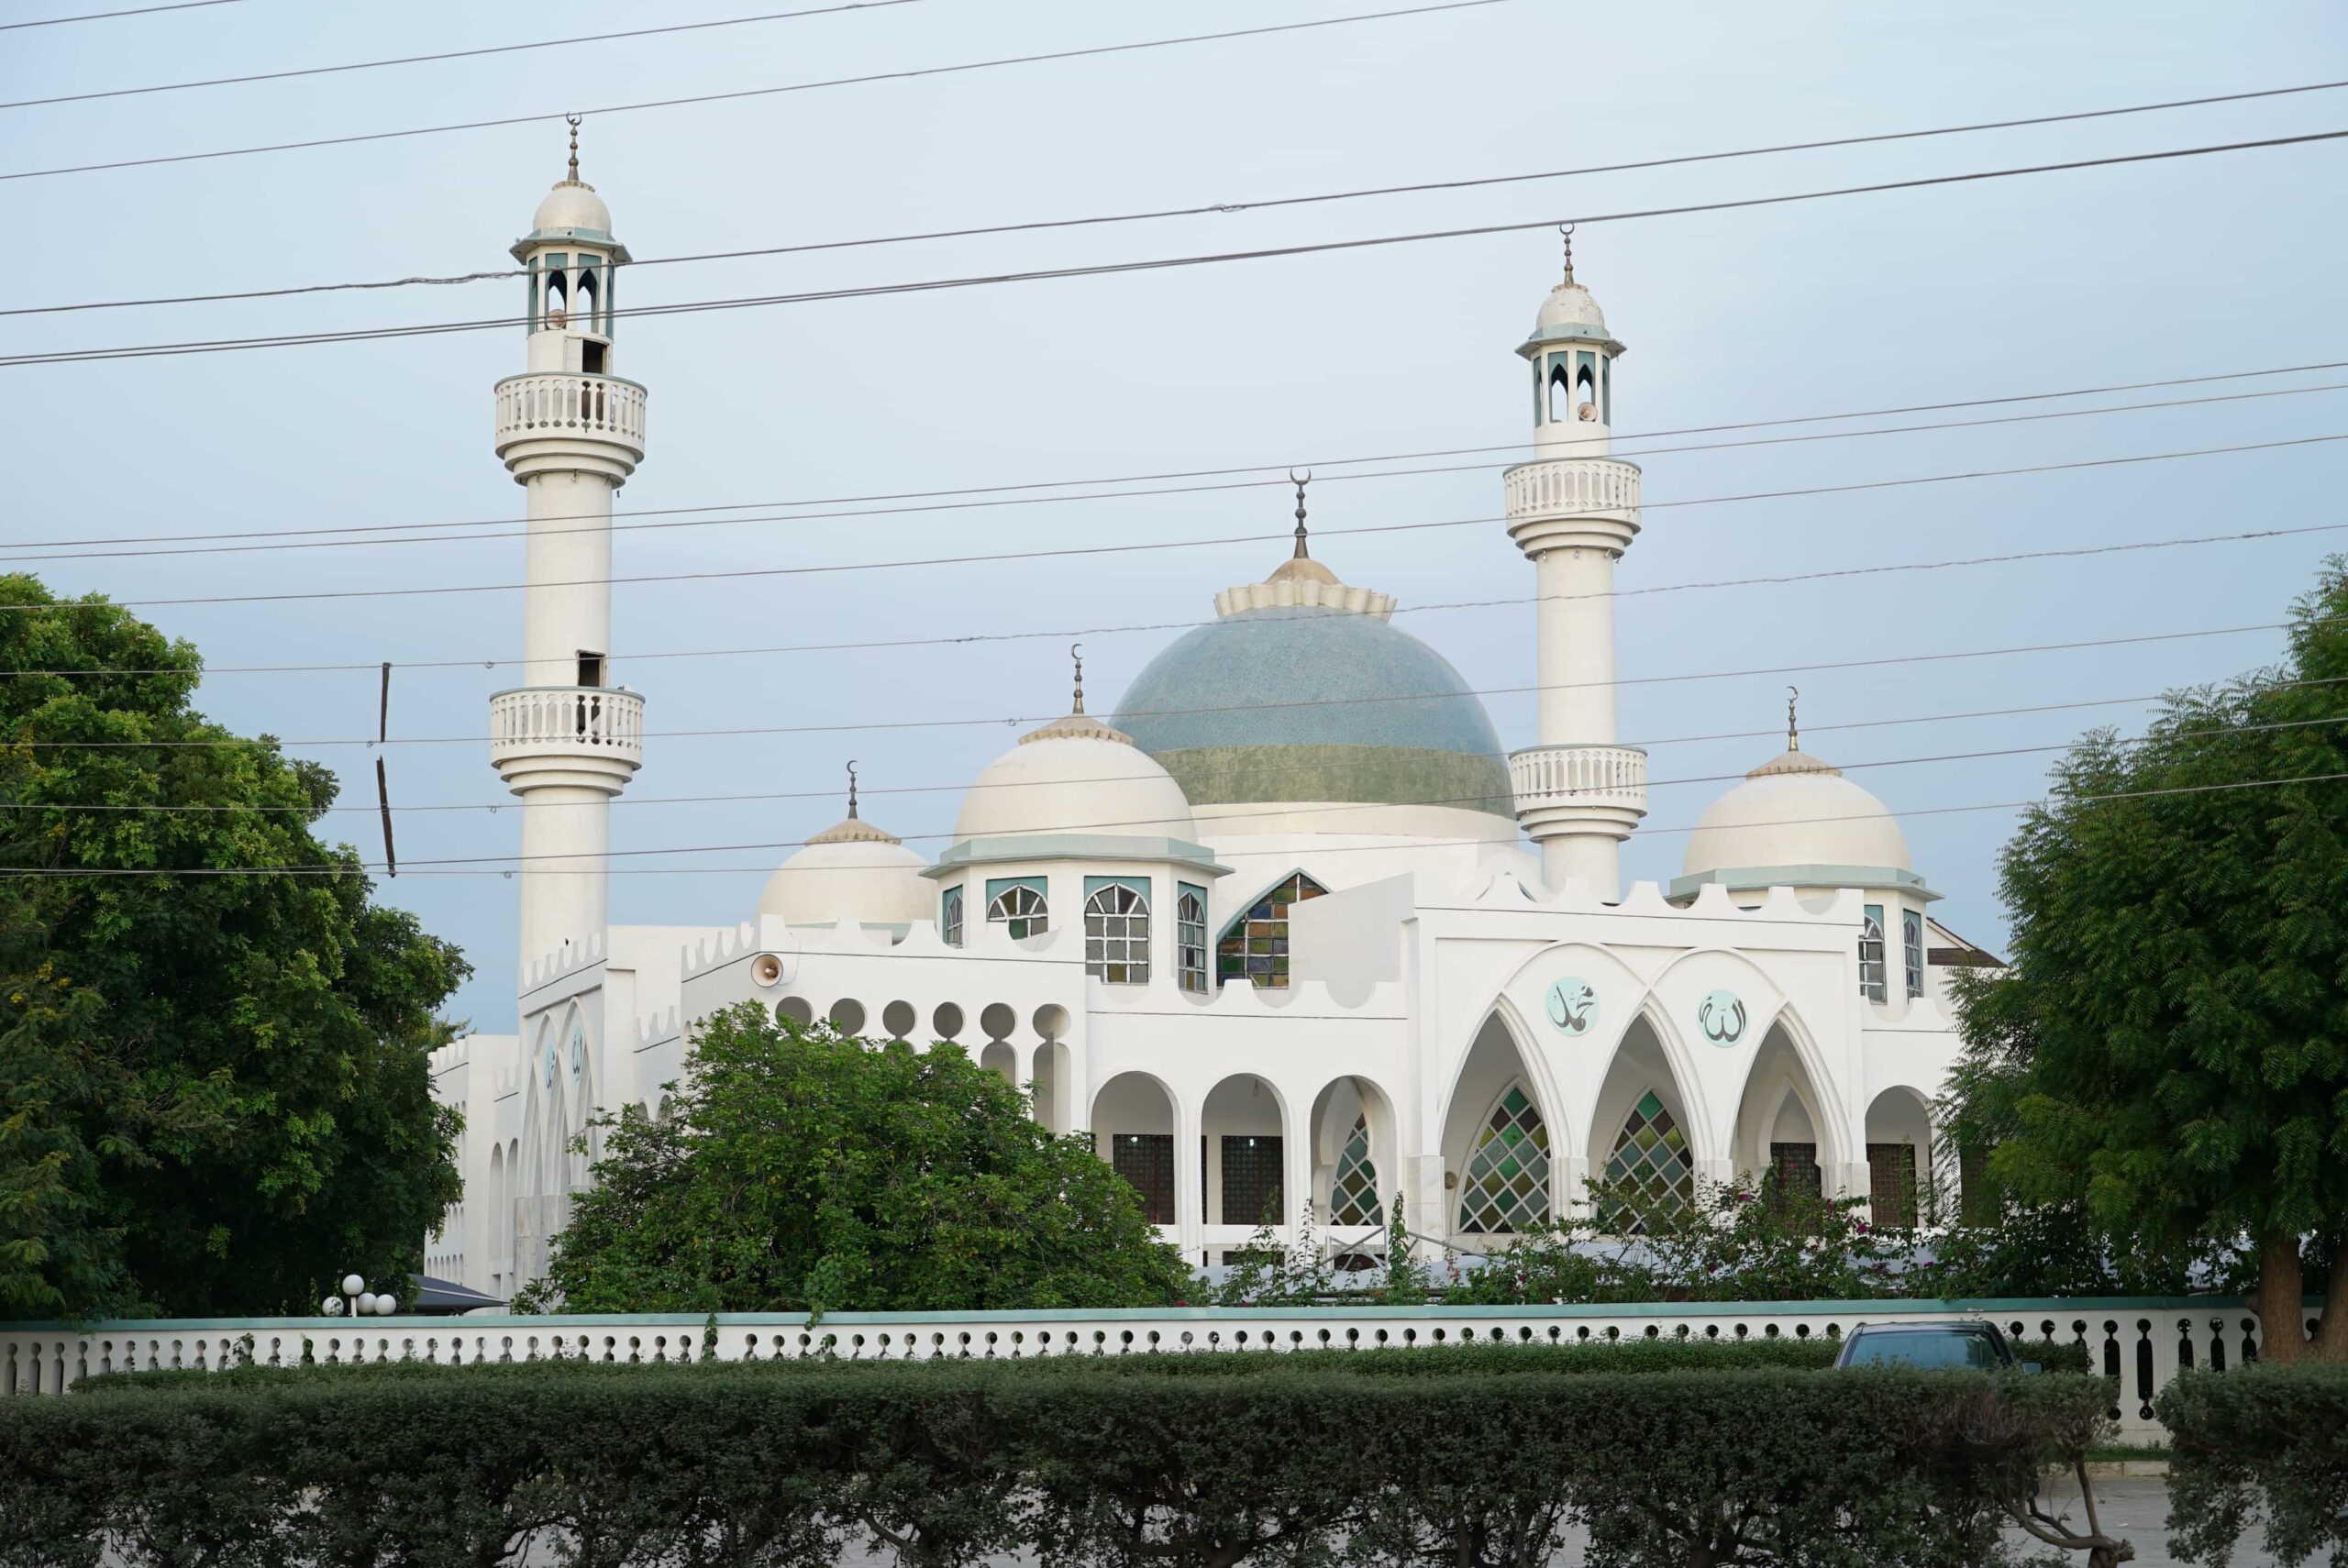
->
(1330, 1114), (1383, 1228)
(941, 885), (964, 947)
(544, 270), (568, 326)
(987, 883), (1047, 939)
(1576, 363), (1598, 419)
(1084, 882), (1150, 984)
(1859, 905), (1888, 1002)
(1546, 361), (1572, 424)
(1902, 910), (1926, 999)
(1456, 1083), (1550, 1234)
(1602, 1089), (1694, 1230)
(1216, 871), (1328, 988)
(1176, 887), (1208, 993)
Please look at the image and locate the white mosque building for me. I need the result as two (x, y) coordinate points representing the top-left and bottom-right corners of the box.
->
(426, 148), (1992, 1298)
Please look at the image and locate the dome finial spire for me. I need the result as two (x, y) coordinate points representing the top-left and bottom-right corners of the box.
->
(1786, 686), (1800, 751)
(1070, 643), (1085, 714)
(1290, 469), (1312, 559)
(564, 113), (582, 183)
(1558, 222), (1576, 285)
(845, 759), (859, 820)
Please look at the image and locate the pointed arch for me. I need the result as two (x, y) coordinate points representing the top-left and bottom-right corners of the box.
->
(1440, 1010), (1558, 1237)
(1589, 1005), (1702, 1231)
(1726, 1003), (1852, 1178)
(1215, 869), (1329, 988)
(1865, 1085), (1934, 1229)
(1308, 1075), (1395, 1236)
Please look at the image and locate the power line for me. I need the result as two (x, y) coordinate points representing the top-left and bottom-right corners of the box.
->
(17, 679), (2347, 817)
(0, 0), (244, 30)
(0, 433), (2331, 612)
(12, 127), (2347, 362)
(0, 0), (926, 112)
(15, 76), (2346, 315)
(8, 355), (2339, 557)
(0, 0), (1512, 183)
(6, 763), (2342, 878)
(9, 378), (2345, 569)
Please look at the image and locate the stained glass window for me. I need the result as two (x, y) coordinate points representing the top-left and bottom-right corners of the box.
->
(1456, 1084), (1550, 1234)
(1902, 910), (1925, 999)
(1860, 904), (1888, 1002)
(1215, 872), (1328, 988)
(987, 883), (1047, 939)
(1329, 1114), (1383, 1227)
(1176, 888), (1208, 993)
(1084, 882), (1150, 984)
(1603, 1089), (1693, 1228)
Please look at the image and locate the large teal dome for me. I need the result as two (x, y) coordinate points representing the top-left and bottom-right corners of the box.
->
(1113, 604), (1513, 821)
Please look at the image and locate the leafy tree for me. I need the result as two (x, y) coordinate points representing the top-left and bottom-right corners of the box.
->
(1945, 558), (2348, 1359)
(0, 575), (466, 1319)
(520, 1006), (1195, 1314)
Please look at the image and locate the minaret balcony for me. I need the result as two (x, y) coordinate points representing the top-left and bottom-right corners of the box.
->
(1510, 744), (1647, 839)
(493, 372), (646, 480)
(489, 686), (645, 792)
(1503, 456), (1641, 558)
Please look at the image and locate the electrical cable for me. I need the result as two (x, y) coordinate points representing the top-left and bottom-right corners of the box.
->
(13, 76), (2346, 315)
(0, 0), (1513, 183)
(0, 0), (927, 112)
(5, 762), (2340, 878)
(15, 678), (2346, 816)
(0, 433), (2331, 612)
(0, 0), (243, 29)
(6, 354), (2339, 556)
(9, 378), (2345, 569)
(11, 127), (2347, 360)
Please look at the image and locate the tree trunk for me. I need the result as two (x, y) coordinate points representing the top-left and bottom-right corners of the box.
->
(2252, 1234), (2307, 1364)
(2310, 1237), (2348, 1363)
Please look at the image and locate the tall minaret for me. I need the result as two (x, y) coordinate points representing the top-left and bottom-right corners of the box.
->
(487, 120), (648, 973)
(1503, 229), (1646, 899)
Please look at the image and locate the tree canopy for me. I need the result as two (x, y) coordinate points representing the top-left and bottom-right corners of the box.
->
(0, 576), (466, 1320)
(1945, 558), (2348, 1357)
(520, 1005), (1195, 1315)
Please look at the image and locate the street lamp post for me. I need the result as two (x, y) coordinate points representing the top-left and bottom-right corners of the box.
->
(319, 1271), (398, 1319)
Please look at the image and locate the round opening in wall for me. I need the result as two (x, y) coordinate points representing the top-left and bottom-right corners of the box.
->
(827, 998), (866, 1036)
(1033, 1003), (1071, 1042)
(882, 999), (916, 1040)
(980, 1001), (1016, 1042)
(776, 996), (813, 1028)
(750, 953), (783, 988)
(932, 1002), (964, 1041)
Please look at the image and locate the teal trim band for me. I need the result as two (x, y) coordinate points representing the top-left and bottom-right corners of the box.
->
(984, 875), (1047, 904)
(2, 1295), (2289, 1334)
(1668, 865), (1940, 902)
(1083, 874), (1150, 902)
(925, 835), (1229, 879)
(1516, 325), (1627, 357)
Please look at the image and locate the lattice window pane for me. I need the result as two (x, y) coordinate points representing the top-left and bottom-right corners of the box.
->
(1084, 883), (1150, 984)
(1329, 1114), (1383, 1227)
(987, 884), (1047, 940)
(1860, 904), (1888, 1002)
(1902, 910), (1925, 999)
(1113, 1132), (1175, 1225)
(942, 887), (963, 947)
(1869, 1141), (1920, 1229)
(1602, 1089), (1693, 1230)
(1215, 872), (1327, 989)
(1177, 890), (1207, 993)
(1456, 1084), (1551, 1234)
(1221, 1135), (1283, 1228)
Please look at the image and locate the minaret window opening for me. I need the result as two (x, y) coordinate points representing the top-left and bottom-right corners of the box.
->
(1600, 356), (1612, 424)
(581, 340), (607, 375)
(1545, 361), (1573, 425)
(1575, 359), (1597, 421)
(543, 264), (568, 329)
(575, 651), (604, 689)
(575, 265), (598, 336)
(1084, 882), (1150, 984)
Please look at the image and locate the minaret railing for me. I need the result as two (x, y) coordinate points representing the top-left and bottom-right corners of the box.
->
(493, 373), (648, 447)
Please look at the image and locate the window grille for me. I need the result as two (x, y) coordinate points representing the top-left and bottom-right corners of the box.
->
(1601, 1090), (1693, 1230)
(1220, 1135), (1283, 1228)
(1084, 883), (1150, 984)
(1868, 1142), (1920, 1229)
(1902, 909), (1925, 999)
(1859, 903), (1888, 1002)
(987, 883), (1047, 939)
(941, 886), (963, 947)
(1112, 1132), (1176, 1224)
(1329, 1114), (1383, 1227)
(1216, 872), (1328, 988)
(1456, 1085), (1551, 1234)
(1767, 1141), (1823, 1225)
(1176, 888), (1208, 992)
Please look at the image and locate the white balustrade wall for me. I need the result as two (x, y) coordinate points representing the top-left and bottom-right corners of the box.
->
(494, 372), (647, 447)
(488, 686), (646, 767)
(0, 1298), (2289, 1442)
(1511, 744), (1649, 813)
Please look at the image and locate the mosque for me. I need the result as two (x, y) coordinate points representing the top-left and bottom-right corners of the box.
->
(426, 142), (1991, 1297)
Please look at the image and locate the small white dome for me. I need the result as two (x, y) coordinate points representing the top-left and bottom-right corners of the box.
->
(1535, 281), (1608, 335)
(954, 712), (1196, 843)
(758, 815), (930, 928)
(532, 180), (612, 237)
(1680, 748), (1911, 886)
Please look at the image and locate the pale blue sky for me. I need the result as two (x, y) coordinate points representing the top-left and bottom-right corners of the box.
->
(4, 0), (2343, 1030)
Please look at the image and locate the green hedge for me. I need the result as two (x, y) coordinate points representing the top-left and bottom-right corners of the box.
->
(1, 1352), (2114, 1568)
(2159, 1363), (2348, 1567)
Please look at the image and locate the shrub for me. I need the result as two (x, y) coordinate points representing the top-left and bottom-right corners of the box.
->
(0, 1349), (2119, 1567)
(2160, 1363), (2348, 1567)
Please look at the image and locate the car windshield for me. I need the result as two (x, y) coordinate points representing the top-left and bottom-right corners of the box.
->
(1844, 1331), (2001, 1370)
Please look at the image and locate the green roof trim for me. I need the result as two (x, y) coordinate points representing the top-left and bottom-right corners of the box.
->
(1667, 865), (1940, 902)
